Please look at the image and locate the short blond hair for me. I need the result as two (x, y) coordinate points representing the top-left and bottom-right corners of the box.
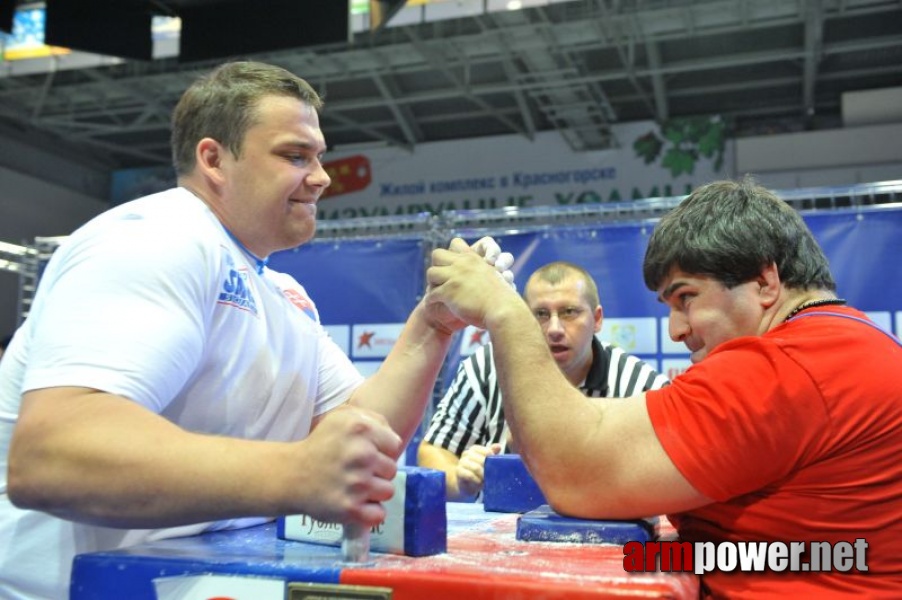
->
(525, 261), (600, 308)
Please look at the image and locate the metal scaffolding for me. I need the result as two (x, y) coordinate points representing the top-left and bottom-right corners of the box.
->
(10, 180), (902, 326)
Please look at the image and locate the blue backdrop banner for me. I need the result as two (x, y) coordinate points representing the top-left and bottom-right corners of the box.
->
(269, 205), (902, 458)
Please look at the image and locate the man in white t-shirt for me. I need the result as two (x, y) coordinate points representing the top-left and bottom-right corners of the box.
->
(0, 61), (512, 600)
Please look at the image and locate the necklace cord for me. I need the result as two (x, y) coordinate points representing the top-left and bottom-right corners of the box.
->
(784, 298), (847, 322)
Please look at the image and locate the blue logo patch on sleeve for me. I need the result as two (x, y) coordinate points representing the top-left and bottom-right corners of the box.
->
(218, 267), (258, 315)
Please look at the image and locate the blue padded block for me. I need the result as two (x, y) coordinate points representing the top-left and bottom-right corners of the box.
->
(516, 504), (659, 545)
(401, 467), (447, 556)
(277, 466), (446, 556)
(482, 454), (547, 513)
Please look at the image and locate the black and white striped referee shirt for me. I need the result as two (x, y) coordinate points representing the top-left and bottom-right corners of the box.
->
(423, 337), (669, 456)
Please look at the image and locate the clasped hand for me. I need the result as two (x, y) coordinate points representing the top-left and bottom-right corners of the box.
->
(425, 237), (519, 331)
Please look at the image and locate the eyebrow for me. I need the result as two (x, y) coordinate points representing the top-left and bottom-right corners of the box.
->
(659, 281), (687, 303)
(279, 139), (326, 154)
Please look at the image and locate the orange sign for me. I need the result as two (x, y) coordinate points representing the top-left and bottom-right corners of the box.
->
(322, 154), (372, 199)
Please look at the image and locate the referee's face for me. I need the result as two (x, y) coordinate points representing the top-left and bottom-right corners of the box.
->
(526, 276), (602, 385)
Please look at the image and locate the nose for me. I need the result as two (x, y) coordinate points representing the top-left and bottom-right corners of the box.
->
(546, 313), (565, 338)
(308, 160), (331, 192)
(668, 310), (689, 342)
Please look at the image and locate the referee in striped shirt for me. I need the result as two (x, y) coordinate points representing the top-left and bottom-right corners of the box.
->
(418, 261), (668, 500)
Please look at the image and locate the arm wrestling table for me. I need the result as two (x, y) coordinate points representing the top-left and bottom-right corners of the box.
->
(70, 503), (699, 599)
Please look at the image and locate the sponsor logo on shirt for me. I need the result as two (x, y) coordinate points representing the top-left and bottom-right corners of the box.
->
(218, 266), (258, 316)
(282, 288), (317, 321)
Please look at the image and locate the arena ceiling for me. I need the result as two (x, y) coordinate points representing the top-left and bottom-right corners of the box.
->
(0, 0), (900, 175)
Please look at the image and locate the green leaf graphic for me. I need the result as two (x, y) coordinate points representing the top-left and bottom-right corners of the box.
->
(661, 148), (696, 177)
(633, 116), (726, 177)
(633, 132), (663, 165)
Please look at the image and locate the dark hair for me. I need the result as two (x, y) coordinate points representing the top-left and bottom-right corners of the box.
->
(171, 61), (323, 175)
(643, 176), (836, 292)
(526, 261), (600, 307)
(0, 334), (12, 350)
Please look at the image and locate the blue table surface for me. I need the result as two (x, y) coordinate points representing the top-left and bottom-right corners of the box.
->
(71, 503), (698, 600)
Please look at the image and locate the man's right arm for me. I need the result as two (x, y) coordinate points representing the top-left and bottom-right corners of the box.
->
(7, 386), (402, 529)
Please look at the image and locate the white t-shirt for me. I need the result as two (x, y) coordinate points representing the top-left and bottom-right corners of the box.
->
(0, 187), (364, 599)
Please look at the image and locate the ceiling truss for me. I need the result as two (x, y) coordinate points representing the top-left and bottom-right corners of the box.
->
(0, 0), (898, 174)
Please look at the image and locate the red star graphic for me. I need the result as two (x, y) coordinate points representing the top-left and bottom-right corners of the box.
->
(469, 329), (487, 347)
(358, 331), (375, 348)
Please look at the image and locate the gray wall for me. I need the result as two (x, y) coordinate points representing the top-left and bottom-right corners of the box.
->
(737, 123), (902, 189)
(0, 165), (107, 338)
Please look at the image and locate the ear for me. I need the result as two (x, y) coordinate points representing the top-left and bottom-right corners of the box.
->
(593, 304), (603, 333)
(756, 262), (782, 309)
(194, 138), (227, 186)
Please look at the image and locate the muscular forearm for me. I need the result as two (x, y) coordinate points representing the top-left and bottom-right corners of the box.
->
(424, 241), (708, 518)
(350, 302), (454, 445)
(483, 300), (591, 479)
(482, 301), (709, 518)
(8, 388), (304, 528)
(11, 388), (403, 529)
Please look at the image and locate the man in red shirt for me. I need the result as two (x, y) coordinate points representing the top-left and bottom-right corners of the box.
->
(425, 177), (902, 597)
